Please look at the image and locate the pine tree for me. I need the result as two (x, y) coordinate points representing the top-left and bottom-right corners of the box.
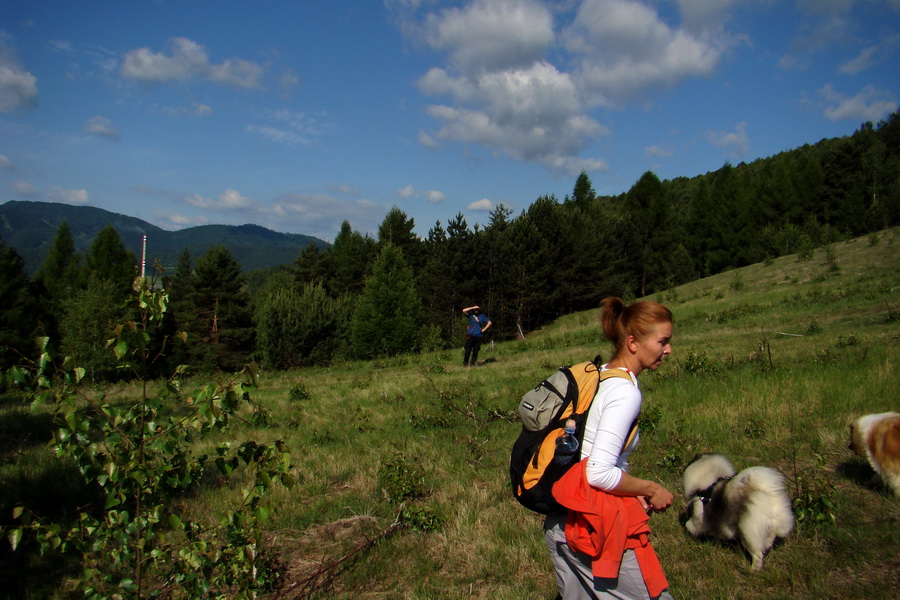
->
(189, 245), (254, 372)
(35, 221), (82, 301)
(418, 220), (456, 343)
(292, 242), (332, 287)
(569, 170), (596, 209)
(330, 221), (376, 297)
(0, 239), (42, 366)
(625, 171), (675, 296)
(59, 278), (123, 381)
(378, 206), (423, 272)
(86, 225), (138, 298)
(256, 277), (351, 368)
(350, 244), (422, 359)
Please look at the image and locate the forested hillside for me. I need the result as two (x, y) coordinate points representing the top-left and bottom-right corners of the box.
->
(0, 111), (898, 374)
(0, 201), (327, 274)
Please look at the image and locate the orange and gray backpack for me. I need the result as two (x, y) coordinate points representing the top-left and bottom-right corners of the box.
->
(510, 357), (636, 514)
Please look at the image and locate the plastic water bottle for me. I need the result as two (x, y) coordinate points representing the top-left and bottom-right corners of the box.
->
(554, 419), (580, 465)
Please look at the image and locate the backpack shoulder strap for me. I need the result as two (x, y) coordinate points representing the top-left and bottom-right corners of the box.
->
(597, 368), (639, 450)
(598, 368), (634, 384)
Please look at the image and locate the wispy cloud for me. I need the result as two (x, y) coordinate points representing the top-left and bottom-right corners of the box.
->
(820, 84), (897, 122)
(84, 115), (120, 140)
(271, 192), (385, 240)
(707, 121), (749, 159)
(645, 144), (673, 159)
(155, 212), (210, 230)
(120, 37), (265, 89)
(49, 186), (89, 204)
(184, 188), (254, 210)
(0, 34), (38, 112)
(246, 108), (328, 145)
(10, 180), (37, 197)
(397, 184), (446, 203)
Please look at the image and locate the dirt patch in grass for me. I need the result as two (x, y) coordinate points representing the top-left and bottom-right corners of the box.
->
(262, 515), (396, 599)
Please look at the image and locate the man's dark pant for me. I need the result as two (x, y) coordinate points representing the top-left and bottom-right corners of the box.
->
(463, 335), (482, 366)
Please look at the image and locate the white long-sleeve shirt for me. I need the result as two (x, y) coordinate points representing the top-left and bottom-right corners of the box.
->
(581, 366), (641, 491)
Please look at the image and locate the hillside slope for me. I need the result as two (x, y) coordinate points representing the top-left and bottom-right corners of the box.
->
(0, 200), (328, 274)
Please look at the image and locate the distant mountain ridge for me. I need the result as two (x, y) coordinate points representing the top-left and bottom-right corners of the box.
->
(0, 200), (328, 275)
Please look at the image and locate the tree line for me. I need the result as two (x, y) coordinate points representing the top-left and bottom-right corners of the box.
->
(1, 111), (898, 377)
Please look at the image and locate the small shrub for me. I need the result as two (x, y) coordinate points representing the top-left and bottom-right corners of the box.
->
(289, 384), (311, 402)
(379, 391), (408, 404)
(399, 505), (444, 533)
(805, 321), (822, 335)
(835, 333), (859, 348)
(741, 417), (766, 439)
(352, 405), (371, 432)
(377, 454), (429, 503)
(791, 455), (836, 526)
(418, 324), (445, 353)
(681, 351), (715, 375)
(729, 271), (745, 292)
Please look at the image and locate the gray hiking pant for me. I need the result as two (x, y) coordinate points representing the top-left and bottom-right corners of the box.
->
(544, 513), (673, 600)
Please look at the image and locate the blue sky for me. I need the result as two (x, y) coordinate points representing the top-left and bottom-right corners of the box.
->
(1, 1), (898, 243)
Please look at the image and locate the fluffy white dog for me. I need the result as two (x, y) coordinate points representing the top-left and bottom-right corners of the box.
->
(681, 453), (794, 571)
(849, 412), (900, 496)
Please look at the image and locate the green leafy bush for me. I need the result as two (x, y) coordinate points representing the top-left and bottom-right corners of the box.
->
(4, 279), (294, 600)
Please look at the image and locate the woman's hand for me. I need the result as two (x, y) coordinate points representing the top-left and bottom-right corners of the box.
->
(646, 484), (674, 513)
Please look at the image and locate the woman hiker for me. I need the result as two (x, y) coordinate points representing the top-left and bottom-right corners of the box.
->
(545, 297), (675, 600)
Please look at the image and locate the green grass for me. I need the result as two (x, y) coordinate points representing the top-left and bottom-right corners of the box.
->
(2, 228), (899, 599)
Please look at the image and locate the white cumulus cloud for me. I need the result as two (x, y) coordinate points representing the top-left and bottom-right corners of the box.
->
(468, 198), (495, 211)
(423, 0), (554, 73)
(565, 0), (727, 105)
(404, 0), (738, 177)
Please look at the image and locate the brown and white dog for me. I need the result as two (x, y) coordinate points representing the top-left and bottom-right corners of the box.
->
(849, 412), (900, 496)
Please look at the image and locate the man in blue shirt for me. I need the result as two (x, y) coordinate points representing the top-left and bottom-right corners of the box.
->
(462, 305), (492, 367)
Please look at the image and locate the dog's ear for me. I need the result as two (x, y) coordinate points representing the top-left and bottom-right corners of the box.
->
(687, 452), (708, 466)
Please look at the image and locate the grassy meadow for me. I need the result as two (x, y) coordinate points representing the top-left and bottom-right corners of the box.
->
(2, 228), (900, 599)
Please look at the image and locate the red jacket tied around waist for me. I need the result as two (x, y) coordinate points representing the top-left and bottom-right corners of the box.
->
(551, 458), (668, 598)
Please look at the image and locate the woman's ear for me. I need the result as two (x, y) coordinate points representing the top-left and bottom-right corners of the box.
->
(625, 335), (639, 354)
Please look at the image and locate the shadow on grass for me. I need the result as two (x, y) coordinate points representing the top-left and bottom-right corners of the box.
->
(0, 419), (103, 600)
(0, 406), (54, 460)
(835, 457), (881, 491)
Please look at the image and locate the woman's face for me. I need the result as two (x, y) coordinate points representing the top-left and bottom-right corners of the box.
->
(633, 321), (673, 372)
